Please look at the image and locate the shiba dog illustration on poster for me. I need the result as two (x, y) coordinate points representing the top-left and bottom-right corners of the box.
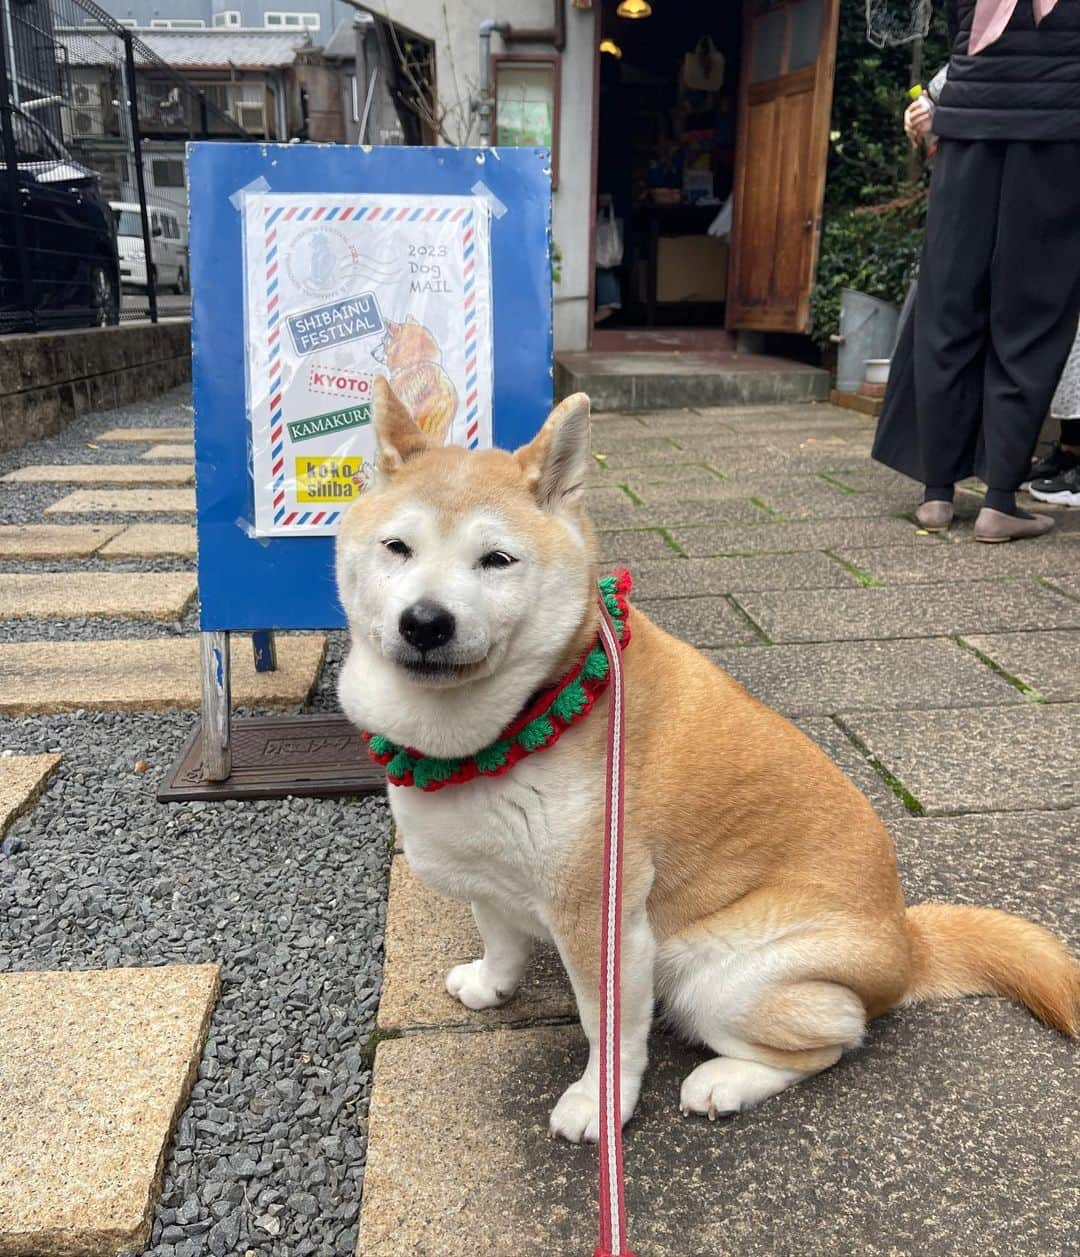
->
(380, 316), (458, 443)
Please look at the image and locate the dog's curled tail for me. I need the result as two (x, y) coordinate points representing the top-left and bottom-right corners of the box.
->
(904, 903), (1080, 1035)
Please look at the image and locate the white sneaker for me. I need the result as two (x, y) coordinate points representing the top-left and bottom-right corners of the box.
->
(1028, 466), (1080, 507)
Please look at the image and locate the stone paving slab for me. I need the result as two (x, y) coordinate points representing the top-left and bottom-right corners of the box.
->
(609, 464), (725, 490)
(734, 581), (1079, 643)
(97, 524), (198, 559)
(0, 634), (326, 715)
(377, 859), (574, 1033)
(589, 415), (651, 438)
(0, 753), (61, 836)
(836, 538), (1080, 585)
(960, 631), (1080, 701)
(671, 517), (934, 556)
(596, 529), (680, 563)
(361, 1003), (1078, 1256)
(2, 463), (193, 485)
(638, 498), (778, 528)
(140, 444), (195, 461)
(1045, 573), (1080, 601)
(0, 572), (197, 620)
(634, 473), (818, 504)
(756, 483), (932, 523)
(840, 704), (1080, 814)
(586, 489), (652, 529)
(592, 436), (682, 460)
(0, 964), (219, 1257)
(890, 811), (1078, 939)
(630, 552), (858, 599)
(43, 488), (196, 516)
(0, 524), (122, 559)
(639, 596), (766, 647)
(96, 426), (192, 443)
(795, 717), (910, 819)
(693, 402), (850, 426)
(709, 638), (1023, 716)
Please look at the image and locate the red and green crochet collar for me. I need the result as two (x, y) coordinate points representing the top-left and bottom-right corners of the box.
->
(362, 570), (632, 792)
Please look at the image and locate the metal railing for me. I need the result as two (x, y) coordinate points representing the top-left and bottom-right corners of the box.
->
(0, 0), (250, 333)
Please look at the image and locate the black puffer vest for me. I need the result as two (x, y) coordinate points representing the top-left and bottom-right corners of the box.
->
(935, 0), (1080, 140)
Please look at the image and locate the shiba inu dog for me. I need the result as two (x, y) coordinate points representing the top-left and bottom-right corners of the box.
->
(336, 378), (1079, 1143)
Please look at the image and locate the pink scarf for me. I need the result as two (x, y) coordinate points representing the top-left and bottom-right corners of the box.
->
(970, 0), (1062, 54)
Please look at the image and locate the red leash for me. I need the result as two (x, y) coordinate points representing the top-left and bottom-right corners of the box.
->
(595, 600), (635, 1257)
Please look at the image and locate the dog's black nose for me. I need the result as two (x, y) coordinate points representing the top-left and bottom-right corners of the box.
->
(399, 600), (456, 653)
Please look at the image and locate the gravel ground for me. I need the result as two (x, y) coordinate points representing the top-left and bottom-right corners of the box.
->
(1, 390), (392, 1257)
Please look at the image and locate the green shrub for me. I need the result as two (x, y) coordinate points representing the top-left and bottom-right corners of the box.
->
(810, 4), (950, 347)
(810, 191), (925, 348)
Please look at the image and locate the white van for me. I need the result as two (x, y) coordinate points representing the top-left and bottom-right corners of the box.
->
(110, 202), (188, 294)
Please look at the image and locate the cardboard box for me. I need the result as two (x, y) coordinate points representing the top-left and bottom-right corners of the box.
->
(656, 235), (727, 303)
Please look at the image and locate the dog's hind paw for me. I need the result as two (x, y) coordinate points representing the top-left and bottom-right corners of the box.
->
(679, 1056), (807, 1119)
(445, 959), (511, 1010)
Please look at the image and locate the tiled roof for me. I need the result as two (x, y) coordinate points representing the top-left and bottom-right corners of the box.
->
(59, 28), (313, 69)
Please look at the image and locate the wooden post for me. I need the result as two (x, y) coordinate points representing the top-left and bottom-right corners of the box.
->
(200, 631), (232, 781)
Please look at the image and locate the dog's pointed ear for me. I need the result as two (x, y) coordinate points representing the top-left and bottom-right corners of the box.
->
(515, 393), (592, 508)
(373, 376), (429, 472)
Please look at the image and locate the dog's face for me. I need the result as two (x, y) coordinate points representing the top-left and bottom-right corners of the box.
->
(335, 378), (597, 756)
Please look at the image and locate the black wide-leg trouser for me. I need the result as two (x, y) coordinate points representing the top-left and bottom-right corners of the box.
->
(914, 137), (1080, 493)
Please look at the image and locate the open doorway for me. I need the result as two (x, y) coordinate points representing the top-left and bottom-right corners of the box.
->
(591, 0), (840, 351)
(594, 2), (741, 341)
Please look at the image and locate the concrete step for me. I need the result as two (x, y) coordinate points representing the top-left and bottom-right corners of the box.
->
(555, 350), (829, 412)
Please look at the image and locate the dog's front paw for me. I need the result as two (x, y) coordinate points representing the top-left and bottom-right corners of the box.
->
(548, 1077), (639, 1144)
(445, 959), (510, 1010)
(549, 1080), (600, 1144)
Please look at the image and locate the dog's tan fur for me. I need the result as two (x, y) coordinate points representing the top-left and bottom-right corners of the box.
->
(337, 380), (1079, 1139)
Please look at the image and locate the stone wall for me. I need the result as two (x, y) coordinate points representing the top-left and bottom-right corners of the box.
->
(0, 321), (191, 453)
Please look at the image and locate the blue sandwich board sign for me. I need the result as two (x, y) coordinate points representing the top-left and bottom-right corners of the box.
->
(186, 143), (552, 781)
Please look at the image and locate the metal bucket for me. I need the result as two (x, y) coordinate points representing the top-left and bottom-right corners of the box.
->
(833, 289), (900, 394)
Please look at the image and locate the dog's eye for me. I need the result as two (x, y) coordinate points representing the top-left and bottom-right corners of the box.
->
(479, 550), (517, 570)
(382, 538), (412, 559)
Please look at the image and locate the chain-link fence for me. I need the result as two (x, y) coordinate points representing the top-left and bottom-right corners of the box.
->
(0, 0), (250, 333)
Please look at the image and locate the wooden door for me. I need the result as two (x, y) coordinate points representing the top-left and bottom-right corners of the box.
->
(727, 0), (839, 332)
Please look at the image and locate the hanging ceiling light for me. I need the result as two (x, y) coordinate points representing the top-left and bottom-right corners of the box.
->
(599, 37), (623, 57)
(616, 0), (652, 18)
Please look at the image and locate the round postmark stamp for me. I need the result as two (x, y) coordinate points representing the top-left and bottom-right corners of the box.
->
(285, 226), (359, 299)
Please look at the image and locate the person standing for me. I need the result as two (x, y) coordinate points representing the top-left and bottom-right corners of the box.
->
(1027, 328), (1080, 505)
(877, 0), (1080, 542)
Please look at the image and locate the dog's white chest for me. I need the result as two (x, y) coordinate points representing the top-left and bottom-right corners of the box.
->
(390, 738), (602, 928)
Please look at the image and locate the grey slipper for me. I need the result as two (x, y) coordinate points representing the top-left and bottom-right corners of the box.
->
(915, 500), (954, 531)
(974, 507), (1056, 543)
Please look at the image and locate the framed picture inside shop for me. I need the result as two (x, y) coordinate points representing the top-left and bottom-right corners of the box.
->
(493, 54), (560, 186)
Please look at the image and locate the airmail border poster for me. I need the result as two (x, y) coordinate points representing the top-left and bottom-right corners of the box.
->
(244, 193), (493, 537)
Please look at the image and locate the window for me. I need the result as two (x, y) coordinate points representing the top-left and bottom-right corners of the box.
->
(12, 113), (64, 164)
(162, 215), (180, 240)
(213, 11), (241, 27)
(264, 12), (320, 30)
(493, 56), (560, 186)
(151, 158), (185, 188)
(112, 209), (144, 238)
(150, 19), (207, 29)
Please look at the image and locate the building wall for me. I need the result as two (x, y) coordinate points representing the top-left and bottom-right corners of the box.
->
(95, 0), (352, 35)
(94, 0), (598, 350)
(378, 0), (595, 351)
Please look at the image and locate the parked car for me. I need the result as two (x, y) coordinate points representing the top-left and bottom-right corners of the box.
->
(0, 109), (120, 330)
(111, 201), (188, 295)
